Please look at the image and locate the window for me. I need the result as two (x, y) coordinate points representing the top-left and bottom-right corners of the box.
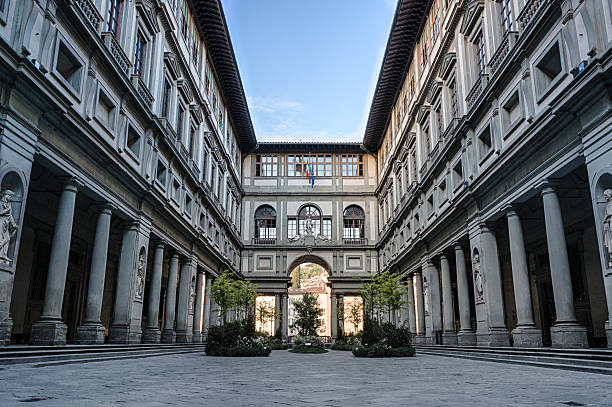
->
(423, 122), (431, 156)
(107, 0), (122, 38)
(288, 219), (297, 239)
(126, 125), (141, 158)
(255, 206), (276, 240)
(341, 154), (363, 177)
(188, 127), (196, 158)
(438, 179), (447, 206)
(343, 206), (365, 240)
(184, 193), (192, 215)
(474, 31), (486, 77)
(133, 30), (145, 76)
(56, 41), (83, 93)
(435, 104), (443, 140)
(176, 104), (184, 138)
(192, 39), (199, 66)
(427, 195), (434, 217)
(96, 88), (116, 130)
(161, 79), (171, 118)
(171, 178), (181, 203)
(210, 164), (216, 193)
(217, 171), (222, 197)
(0, 0), (9, 23)
(313, 154), (332, 176)
(534, 39), (564, 99)
(202, 147), (208, 181)
(298, 205), (321, 236)
(501, 88), (522, 134)
(322, 219), (332, 240)
(287, 154), (306, 177)
(255, 154), (278, 177)
(477, 126), (493, 160)
(452, 159), (463, 189)
(155, 159), (167, 186)
(500, 0), (513, 35)
(449, 79), (458, 119)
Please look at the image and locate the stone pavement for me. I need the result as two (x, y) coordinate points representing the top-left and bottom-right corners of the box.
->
(0, 350), (610, 406)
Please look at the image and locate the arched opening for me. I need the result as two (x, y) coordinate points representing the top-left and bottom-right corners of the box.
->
(288, 262), (331, 338)
(298, 205), (321, 236)
(254, 205), (276, 244)
(343, 205), (365, 244)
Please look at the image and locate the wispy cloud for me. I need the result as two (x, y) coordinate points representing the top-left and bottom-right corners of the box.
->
(248, 96), (306, 113)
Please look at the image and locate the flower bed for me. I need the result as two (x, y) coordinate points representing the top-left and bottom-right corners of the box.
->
(205, 320), (271, 357)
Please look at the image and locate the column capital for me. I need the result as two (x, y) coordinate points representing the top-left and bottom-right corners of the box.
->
(439, 253), (448, 261)
(57, 176), (83, 191)
(453, 242), (466, 251)
(478, 220), (496, 232)
(154, 239), (167, 249)
(536, 178), (561, 195)
(96, 202), (117, 215)
(503, 204), (521, 217)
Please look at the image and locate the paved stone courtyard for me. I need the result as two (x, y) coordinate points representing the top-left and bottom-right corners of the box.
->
(0, 350), (611, 406)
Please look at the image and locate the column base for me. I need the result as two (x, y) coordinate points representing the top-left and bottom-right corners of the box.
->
(512, 325), (543, 347)
(161, 329), (176, 344)
(142, 328), (161, 344)
(442, 331), (458, 345)
(192, 333), (203, 344)
(175, 331), (192, 343)
(457, 330), (476, 346)
(0, 318), (13, 345)
(30, 320), (67, 345)
(109, 325), (141, 344)
(477, 327), (509, 347)
(551, 322), (588, 348)
(76, 323), (106, 345)
(413, 334), (426, 345)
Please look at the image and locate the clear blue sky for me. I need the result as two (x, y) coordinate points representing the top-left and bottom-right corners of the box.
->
(222, 0), (397, 142)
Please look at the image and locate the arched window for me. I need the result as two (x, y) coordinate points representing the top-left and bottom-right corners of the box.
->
(255, 205), (276, 243)
(298, 205), (321, 236)
(343, 205), (365, 243)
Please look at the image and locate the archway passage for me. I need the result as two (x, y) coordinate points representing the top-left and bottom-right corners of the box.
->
(288, 263), (331, 338)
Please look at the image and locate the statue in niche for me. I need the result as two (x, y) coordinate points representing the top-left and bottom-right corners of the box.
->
(473, 251), (484, 301)
(0, 190), (17, 264)
(190, 278), (196, 306)
(602, 189), (612, 268)
(304, 213), (315, 236)
(135, 253), (145, 298)
(423, 277), (429, 315)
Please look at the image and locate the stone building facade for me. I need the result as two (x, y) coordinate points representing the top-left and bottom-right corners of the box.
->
(0, 0), (249, 345)
(369, 0), (612, 348)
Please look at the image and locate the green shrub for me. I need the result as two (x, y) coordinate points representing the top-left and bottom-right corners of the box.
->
(361, 318), (412, 348)
(331, 343), (355, 351)
(289, 347), (328, 354)
(293, 335), (324, 349)
(205, 319), (271, 357)
(352, 343), (415, 358)
(331, 333), (362, 351)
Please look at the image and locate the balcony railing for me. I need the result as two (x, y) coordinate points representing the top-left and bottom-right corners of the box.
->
(72, 0), (103, 33)
(344, 237), (367, 245)
(466, 73), (489, 111)
(517, 0), (544, 32)
(102, 32), (131, 75)
(442, 117), (461, 140)
(253, 237), (276, 245)
(489, 31), (518, 76)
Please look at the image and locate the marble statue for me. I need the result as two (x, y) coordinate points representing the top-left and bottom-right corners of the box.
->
(0, 190), (17, 264)
(423, 277), (429, 314)
(603, 189), (612, 268)
(473, 251), (484, 300)
(135, 253), (145, 298)
(304, 213), (315, 236)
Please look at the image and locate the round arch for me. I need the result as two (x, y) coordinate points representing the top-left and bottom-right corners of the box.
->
(287, 254), (332, 276)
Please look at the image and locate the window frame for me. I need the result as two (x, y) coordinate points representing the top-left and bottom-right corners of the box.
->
(340, 154), (364, 177)
(255, 154), (278, 177)
(107, 0), (123, 39)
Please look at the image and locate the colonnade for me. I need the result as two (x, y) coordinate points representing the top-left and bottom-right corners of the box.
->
(401, 185), (589, 348)
(28, 178), (218, 345)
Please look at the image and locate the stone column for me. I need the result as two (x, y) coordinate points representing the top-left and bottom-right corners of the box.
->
(506, 207), (542, 347)
(161, 253), (179, 343)
(192, 271), (205, 343)
(331, 292), (338, 339)
(455, 244), (476, 345)
(31, 178), (79, 345)
(109, 219), (151, 344)
(338, 295), (345, 336)
(479, 222), (509, 346)
(414, 272), (426, 344)
(440, 254), (457, 344)
(274, 293), (281, 335)
(406, 277), (417, 335)
(427, 260), (443, 343)
(281, 293), (288, 340)
(176, 258), (194, 343)
(143, 242), (165, 343)
(77, 204), (114, 344)
(202, 274), (213, 336)
(542, 185), (588, 348)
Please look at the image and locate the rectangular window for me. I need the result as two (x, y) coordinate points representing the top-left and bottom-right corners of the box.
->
(452, 159), (463, 189)
(478, 126), (493, 159)
(107, 0), (122, 38)
(288, 219), (297, 239)
(500, 0), (513, 35)
(322, 219), (332, 239)
(449, 79), (458, 119)
(155, 159), (167, 186)
(313, 154), (332, 176)
(341, 154), (363, 177)
(126, 125), (141, 158)
(423, 123), (431, 156)
(255, 154), (278, 177)
(188, 127), (196, 158)
(96, 89), (116, 130)
(161, 79), (171, 118)
(435, 104), (443, 140)
(133, 30), (145, 76)
(56, 41), (83, 93)
(184, 194), (192, 215)
(475, 31), (486, 76)
(176, 104), (184, 138)
(217, 172), (222, 197)
(202, 148), (208, 181)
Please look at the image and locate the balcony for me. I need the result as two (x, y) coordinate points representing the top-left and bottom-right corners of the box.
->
(442, 117), (461, 140)
(253, 237), (276, 245)
(344, 237), (367, 246)
(466, 73), (489, 111)
(101, 32), (131, 75)
(489, 31), (518, 76)
(72, 0), (103, 33)
(517, 0), (544, 32)
(131, 74), (154, 109)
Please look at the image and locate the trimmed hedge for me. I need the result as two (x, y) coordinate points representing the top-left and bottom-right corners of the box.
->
(331, 343), (355, 351)
(289, 347), (329, 354)
(352, 345), (415, 358)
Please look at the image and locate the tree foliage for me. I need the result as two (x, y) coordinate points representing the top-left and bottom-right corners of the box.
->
(291, 293), (323, 336)
(211, 271), (259, 325)
(360, 271), (406, 324)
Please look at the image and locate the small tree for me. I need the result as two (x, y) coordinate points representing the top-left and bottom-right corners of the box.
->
(211, 271), (238, 325)
(235, 280), (258, 319)
(256, 302), (273, 333)
(291, 293), (323, 337)
(347, 302), (363, 334)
